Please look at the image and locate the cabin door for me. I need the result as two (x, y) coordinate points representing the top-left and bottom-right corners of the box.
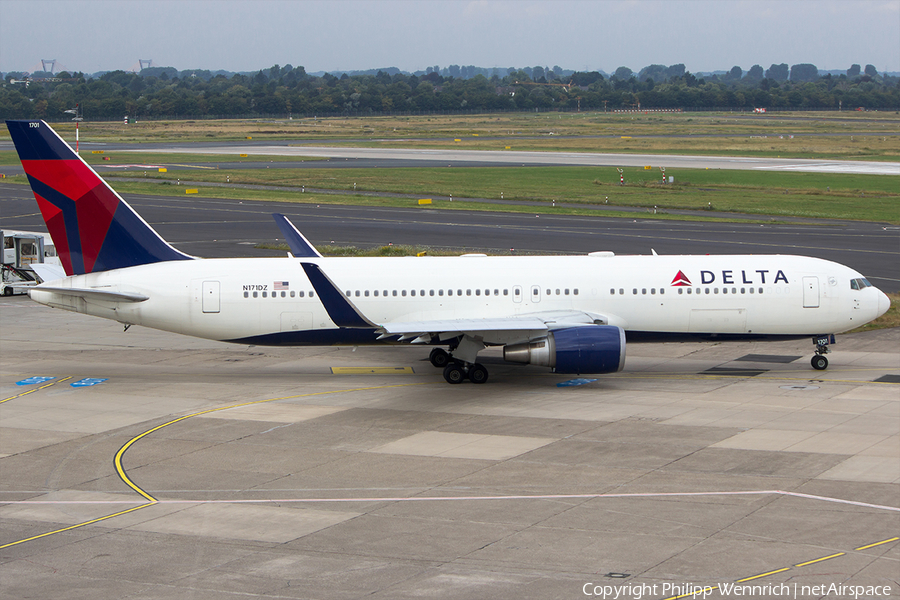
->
(802, 276), (819, 308)
(202, 280), (221, 313)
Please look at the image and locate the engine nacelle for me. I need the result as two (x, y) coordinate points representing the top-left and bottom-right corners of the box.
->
(503, 325), (626, 374)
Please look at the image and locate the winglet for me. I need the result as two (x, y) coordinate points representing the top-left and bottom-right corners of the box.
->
(273, 214), (322, 257)
(300, 262), (376, 328)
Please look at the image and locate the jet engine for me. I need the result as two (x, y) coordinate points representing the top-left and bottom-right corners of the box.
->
(502, 325), (626, 374)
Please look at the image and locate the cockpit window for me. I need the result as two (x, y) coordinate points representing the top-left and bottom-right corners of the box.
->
(850, 278), (872, 290)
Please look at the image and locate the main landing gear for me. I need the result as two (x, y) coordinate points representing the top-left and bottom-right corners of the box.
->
(429, 347), (489, 384)
(811, 334), (835, 370)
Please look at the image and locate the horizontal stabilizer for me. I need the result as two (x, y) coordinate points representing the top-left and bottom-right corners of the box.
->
(30, 263), (67, 283)
(31, 286), (149, 303)
(273, 214), (322, 258)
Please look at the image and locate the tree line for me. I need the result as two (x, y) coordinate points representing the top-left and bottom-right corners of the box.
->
(1, 62), (897, 120)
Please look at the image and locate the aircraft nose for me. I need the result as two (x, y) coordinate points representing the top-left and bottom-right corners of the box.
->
(876, 290), (891, 318)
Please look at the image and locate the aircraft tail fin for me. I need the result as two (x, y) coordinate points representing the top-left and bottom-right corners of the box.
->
(6, 119), (193, 276)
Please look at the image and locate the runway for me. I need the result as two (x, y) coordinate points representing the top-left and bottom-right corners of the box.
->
(2, 183), (898, 292)
(139, 144), (900, 175)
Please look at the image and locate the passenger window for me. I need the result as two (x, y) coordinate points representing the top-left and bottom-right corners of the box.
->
(475, 289), (481, 296)
(619, 289), (624, 295)
(299, 291), (305, 297)
(494, 289), (499, 295)
(610, 289), (615, 295)
(687, 288), (692, 294)
(546, 289), (551, 295)
(659, 288), (664, 295)
(678, 288), (683, 295)
(344, 290), (350, 297)
(651, 288), (656, 295)
(253, 291), (258, 298)
(430, 290), (435, 296)
(503, 289), (508, 296)
(714, 288), (718, 294)
(642, 289), (647, 295)
(750, 287), (755, 294)
(374, 290), (379, 297)
(355, 291), (360, 297)
(574, 289), (578, 295)
(633, 288), (638, 295)
(310, 292), (314, 298)
(439, 289), (443, 296)
(393, 290), (398, 297)
(411, 290), (416, 297)
(364, 290), (369, 297)
(290, 291), (295, 298)
(281, 291), (286, 298)
(758, 287), (763, 294)
(402, 290), (407, 297)
(263, 291), (268, 298)
(243, 291), (249, 298)
(705, 288), (710, 294)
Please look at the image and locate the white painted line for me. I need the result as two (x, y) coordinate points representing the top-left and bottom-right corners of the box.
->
(6, 489), (898, 511)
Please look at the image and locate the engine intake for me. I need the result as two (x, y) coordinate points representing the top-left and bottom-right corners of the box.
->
(503, 325), (626, 374)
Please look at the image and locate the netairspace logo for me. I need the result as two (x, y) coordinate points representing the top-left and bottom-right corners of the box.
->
(581, 582), (893, 599)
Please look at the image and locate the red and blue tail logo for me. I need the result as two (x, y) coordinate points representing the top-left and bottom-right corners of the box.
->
(6, 120), (192, 276)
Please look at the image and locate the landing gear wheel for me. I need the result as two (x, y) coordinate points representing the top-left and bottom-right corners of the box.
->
(811, 355), (828, 370)
(468, 363), (489, 384)
(429, 348), (451, 368)
(443, 363), (466, 384)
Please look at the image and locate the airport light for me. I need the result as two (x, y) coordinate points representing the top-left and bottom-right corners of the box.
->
(63, 104), (83, 154)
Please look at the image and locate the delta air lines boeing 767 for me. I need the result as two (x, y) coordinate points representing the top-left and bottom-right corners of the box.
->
(6, 120), (891, 384)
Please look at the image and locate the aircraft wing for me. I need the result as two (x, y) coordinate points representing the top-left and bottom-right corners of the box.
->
(301, 261), (620, 344)
(378, 309), (619, 342)
(376, 317), (550, 342)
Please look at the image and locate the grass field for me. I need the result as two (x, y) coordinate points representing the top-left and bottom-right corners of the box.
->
(4, 111), (899, 159)
(93, 164), (900, 223)
(3, 111), (898, 223)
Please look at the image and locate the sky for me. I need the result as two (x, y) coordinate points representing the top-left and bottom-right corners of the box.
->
(1, 0), (898, 76)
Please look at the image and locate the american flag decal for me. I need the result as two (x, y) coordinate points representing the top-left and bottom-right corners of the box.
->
(274, 281), (289, 290)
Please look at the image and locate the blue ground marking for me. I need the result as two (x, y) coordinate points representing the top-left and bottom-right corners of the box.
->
(71, 378), (108, 387)
(16, 376), (55, 386)
(557, 378), (598, 387)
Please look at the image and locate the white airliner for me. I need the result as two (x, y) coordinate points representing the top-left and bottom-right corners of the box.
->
(6, 120), (891, 384)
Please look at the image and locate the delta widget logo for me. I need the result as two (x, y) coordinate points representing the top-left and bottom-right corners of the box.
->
(671, 271), (692, 286)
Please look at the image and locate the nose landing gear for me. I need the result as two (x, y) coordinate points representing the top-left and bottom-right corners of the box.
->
(811, 334), (834, 370)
